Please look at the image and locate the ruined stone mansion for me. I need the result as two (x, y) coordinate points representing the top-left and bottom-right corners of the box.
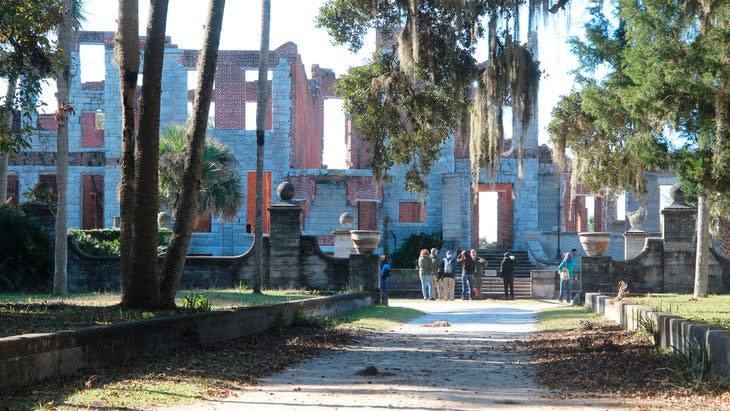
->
(7, 32), (675, 263)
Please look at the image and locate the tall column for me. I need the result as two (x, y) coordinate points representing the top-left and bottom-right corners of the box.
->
(661, 186), (697, 293)
(267, 182), (302, 288)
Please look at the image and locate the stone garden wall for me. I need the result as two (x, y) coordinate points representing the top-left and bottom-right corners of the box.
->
(585, 293), (730, 379)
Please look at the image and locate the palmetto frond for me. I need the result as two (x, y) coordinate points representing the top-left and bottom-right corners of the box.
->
(158, 124), (242, 220)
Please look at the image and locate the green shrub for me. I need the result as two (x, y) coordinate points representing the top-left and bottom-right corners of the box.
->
(70, 228), (172, 256)
(390, 231), (442, 268)
(0, 206), (52, 292)
(72, 231), (120, 256)
(181, 292), (212, 312)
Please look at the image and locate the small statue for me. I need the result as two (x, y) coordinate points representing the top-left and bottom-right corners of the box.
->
(626, 205), (646, 231)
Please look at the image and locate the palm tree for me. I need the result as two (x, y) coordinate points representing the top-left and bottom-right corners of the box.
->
(158, 124), (242, 220)
(253, 0), (271, 293)
(53, 0), (86, 295)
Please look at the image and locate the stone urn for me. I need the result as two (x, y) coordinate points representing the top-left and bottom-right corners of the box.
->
(578, 232), (611, 257)
(350, 230), (382, 254)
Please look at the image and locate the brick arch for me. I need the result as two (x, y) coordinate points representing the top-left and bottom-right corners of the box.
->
(473, 183), (514, 249)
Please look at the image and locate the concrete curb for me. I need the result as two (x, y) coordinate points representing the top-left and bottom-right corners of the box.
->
(583, 293), (729, 379)
(0, 292), (371, 391)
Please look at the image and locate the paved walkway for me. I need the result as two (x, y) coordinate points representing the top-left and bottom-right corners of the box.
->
(163, 300), (626, 410)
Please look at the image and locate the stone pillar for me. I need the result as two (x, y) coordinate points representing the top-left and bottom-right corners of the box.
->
(333, 212), (356, 258)
(624, 231), (650, 260)
(333, 230), (356, 257)
(349, 254), (380, 303)
(580, 256), (614, 293)
(661, 188), (697, 293)
(267, 182), (302, 288)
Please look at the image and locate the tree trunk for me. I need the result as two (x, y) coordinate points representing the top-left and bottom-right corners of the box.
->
(694, 193), (710, 297)
(115, 0), (140, 302)
(159, 0), (226, 307)
(127, 0), (169, 308)
(0, 77), (16, 204)
(253, 0), (271, 294)
(53, 0), (74, 295)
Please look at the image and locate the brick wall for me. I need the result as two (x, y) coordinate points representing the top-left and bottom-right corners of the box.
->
(81, 112), (104, 148)
(214, 63), (246, 129)
(357, 201), (377, 229)
(6, 174), (19, 207)
(81, 174), (104, 229)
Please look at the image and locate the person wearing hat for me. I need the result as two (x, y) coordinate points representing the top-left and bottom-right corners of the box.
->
(499, 251), (516, 300)
(440, 251), (457, 300)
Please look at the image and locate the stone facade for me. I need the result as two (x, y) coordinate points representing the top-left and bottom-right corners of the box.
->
(9, 31), (677, 269)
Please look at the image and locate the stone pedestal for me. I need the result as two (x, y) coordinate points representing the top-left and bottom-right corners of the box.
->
(332, 229), (356, 258)
(624, 230), (650, 260)
(661, 204), (697, 293)
(349, 253), (380, 303)
(268, 203), (302, 288)
(531, 270), (558, 299)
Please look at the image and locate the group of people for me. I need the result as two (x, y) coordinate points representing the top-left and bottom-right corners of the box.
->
(380, 247), (579, 303)
(414, 248), (516, 300)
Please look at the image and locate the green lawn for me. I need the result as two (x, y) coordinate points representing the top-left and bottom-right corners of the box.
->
(623, 294), (730, 330)
(536, 305), (607, 332)
(0, 289), (322, 338)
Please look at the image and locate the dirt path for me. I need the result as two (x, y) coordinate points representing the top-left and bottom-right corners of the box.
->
(162, 300), (627, 410)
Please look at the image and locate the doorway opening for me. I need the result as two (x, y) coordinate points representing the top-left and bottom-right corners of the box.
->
(478, 192), (498, 248)
(473, 183), (514, 249)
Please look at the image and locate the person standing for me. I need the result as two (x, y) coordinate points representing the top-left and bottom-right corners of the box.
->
(380, 255), (391, 301)
(441, 250), (457, 300)
(418, 249), (434, 300)
(457, 250), (484, 300)
(499, 252), (515, 300)
(430, 248), (441, 300)
(471, 249), (486, 295)
(557, 252), (576, 303)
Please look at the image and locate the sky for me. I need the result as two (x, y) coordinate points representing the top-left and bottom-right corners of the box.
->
(33, 0), (592, 169)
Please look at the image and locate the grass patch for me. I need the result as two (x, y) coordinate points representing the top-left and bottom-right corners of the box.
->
(333, 303), (425, 332)
(61, 377), (225, 410)
(536, 305), (606, 332)
(624, 294), (730, 330)
(0, 289), (320, 338)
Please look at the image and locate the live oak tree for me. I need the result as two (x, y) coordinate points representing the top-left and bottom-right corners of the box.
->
(316, 0), (561, 192)
(0, 1), (64, 203)
(549, 1), (730, 297)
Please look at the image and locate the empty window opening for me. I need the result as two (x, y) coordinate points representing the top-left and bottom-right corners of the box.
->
(245, 69), (272, 82)
(79, 44), (105, 83)
(323, 98), (347, 169)
(585, 196), (596, 231)
(38, 80), (57, 114)
(616, 192), (626, 221)
(659, 185), (673, 212)
(245, 101), (257, 130)
(187, 70), (199, 90)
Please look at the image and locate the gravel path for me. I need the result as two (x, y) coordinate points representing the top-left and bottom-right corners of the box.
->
(163, 300), (628, 410)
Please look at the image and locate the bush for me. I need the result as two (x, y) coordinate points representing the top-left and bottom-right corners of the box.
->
(70, 228), (172, 256)
(390, 231), (442, 268)
(0, 206), (53, 292)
